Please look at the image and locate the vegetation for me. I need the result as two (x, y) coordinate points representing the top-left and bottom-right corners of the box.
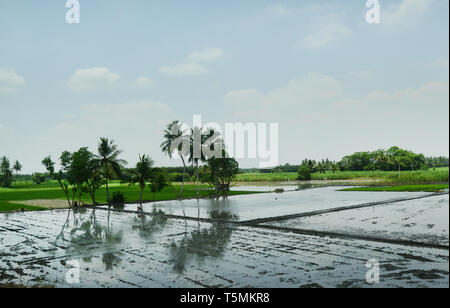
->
(340, 184), (449, 192)
(94, 138), (127, 203)
(0, 181), (258, 213)
(161, 120), (189, 199)
(236, 167), (449, 185)
(203, 155), (240, 196)
(0, 156), (13, 188)
(297, 166), (311, 181)
(110, 191), (126, 205)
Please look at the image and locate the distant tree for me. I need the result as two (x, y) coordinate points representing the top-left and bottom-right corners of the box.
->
(331, 162), (340, 173)
(0, 156), (13, 188)
(13, 160), (22, 186)
(31, 172), (46, 184)
(301, 159), (316, 174)
(129, 154), (154, 205)
(94, 138), (127, 203)
(149, 170), (170, 201)
(297, 166), (311, 181)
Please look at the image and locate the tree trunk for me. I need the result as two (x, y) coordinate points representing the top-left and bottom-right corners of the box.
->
(179, 156), (186, 199)
(58, 179), (72, 207)
(139, 186), (143, 205)
(106, 177), (110, 203)
(90, 188), (96, 205)
(196, 161), (200, 199)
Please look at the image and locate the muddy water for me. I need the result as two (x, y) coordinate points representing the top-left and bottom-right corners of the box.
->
(100, 186), (430, 222)
(263, 194), (450, 246)
(0, 186), (448, 288)
(0, 208), (448, 288)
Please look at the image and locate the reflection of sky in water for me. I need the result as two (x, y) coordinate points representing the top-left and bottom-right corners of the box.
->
(101, 186), (429, 222)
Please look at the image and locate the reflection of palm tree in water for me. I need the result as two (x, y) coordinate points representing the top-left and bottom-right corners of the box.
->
(169, 211), (237, 274)
(55, 208), (123, 271)
(131, 208), (169, 239)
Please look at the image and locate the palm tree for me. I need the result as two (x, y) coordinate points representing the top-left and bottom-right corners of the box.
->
(0, 157), (12, 188)
(188, 127), (221, 199)
(188, 127), (204, 199)
(95, 138), (127, 203)
(130, 154), (154, 205)
(13, 160), (22, 186)
(161, 121), (189, 199)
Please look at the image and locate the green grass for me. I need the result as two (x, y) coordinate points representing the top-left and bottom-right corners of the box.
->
(0, 181), (260, 213)
(236, 167), (449, 185)
(339, 184), (449, 192)
(236, 172), (299, 182)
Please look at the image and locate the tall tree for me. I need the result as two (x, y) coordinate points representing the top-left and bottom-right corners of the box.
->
(129, 154), (154, 205)
(188, 127), (221, 199)
(161, 121), (189, 199)
(13, 160), (22, 186)
(42, 155), (72, 207)
(0, 156), (13, 188)
(207, 155), (239, 197)
(94, 138), (127, 203)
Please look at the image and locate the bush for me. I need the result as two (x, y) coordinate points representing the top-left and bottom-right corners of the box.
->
(169, 173), (185, 182)
(298, 166), (311, 181)
(111, 191), (126, 205)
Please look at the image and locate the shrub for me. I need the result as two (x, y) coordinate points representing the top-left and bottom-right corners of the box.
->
(111, 191), (126, 205)
(298, 166), (311, 181)
(169, 173), (185, 182)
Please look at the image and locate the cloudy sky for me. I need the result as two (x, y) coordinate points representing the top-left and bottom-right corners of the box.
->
(0, 0), (449, 173)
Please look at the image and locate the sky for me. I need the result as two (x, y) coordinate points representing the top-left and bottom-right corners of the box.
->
(0, 0), (449, 173)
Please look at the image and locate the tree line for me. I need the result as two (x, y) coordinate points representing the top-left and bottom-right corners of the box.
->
(36, 120), (240, 207)
(0, 157), (22, 188)
(296, 146), (447, 180)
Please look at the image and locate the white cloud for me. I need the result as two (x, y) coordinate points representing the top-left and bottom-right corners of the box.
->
(63, 67), (120, 91)
(384, 0), (433, 28)
(334, 81), (449, 113)
(225, 73), (343, 119)
(300, 24), (352, 49)
(266, 5), (293, 16)
(188, 48), (225, 63)
(161, 48), (226, 76)
(425, 57), (449, 71)
(131, 77), (157, 88)
(0, 123), (13, 131)
(159, 62), (209, 76)
(0, 68), (26, 93)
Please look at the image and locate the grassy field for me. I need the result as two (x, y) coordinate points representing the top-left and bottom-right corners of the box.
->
(339, 184), (449, 192)
(236, 168), (449, 184)
(0, 181), (259, 213)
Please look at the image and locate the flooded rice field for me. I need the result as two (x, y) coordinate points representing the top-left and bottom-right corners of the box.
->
(0, 186), (448, 288)
(99, 186), (430, 222)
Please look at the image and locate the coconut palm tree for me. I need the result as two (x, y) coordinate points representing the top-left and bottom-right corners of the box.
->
(0, 156), (13, 187)
(13, 160), (22, 186)
(188, 127), (221, 199)
(161, 121), (189, 199)
(129, 154), (154, 205)
(94, 138), (127, 203)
